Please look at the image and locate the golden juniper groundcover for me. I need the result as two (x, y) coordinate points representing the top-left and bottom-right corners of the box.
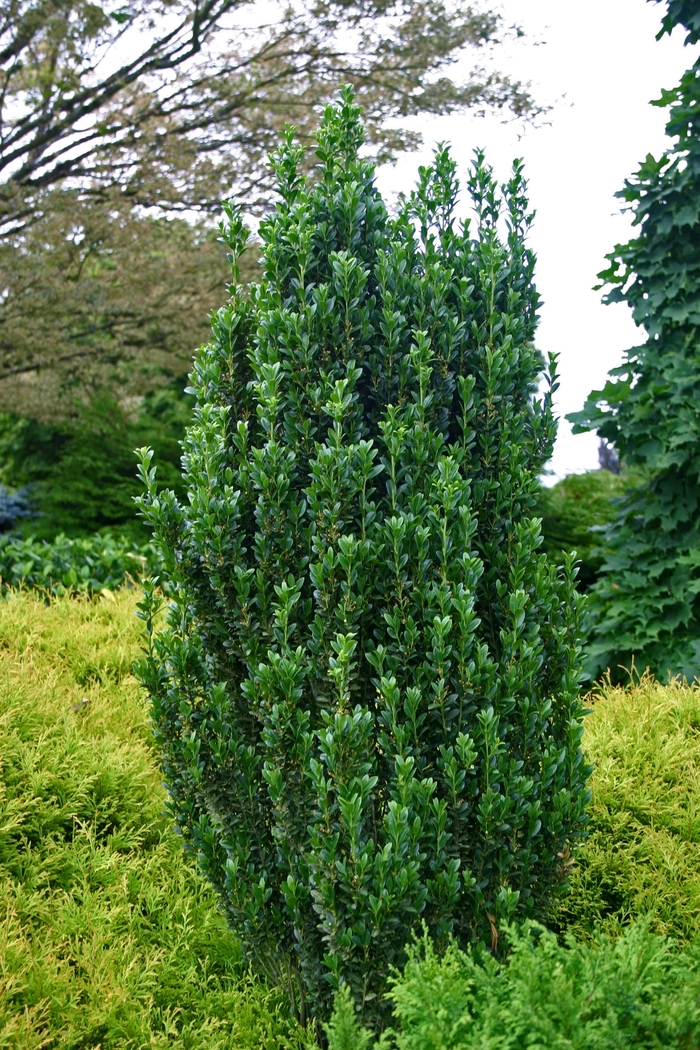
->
(0, 589), (309, 1049)
(1, 588), (700, 1045)
(553, 673), (700, 942)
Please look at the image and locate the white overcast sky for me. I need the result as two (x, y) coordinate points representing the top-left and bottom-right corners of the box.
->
(374, 0), (697, 481)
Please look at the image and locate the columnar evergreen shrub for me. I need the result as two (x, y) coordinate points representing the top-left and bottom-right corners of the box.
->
(137, 90), (589, 1025)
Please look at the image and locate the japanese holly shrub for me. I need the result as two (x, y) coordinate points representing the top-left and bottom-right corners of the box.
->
(136, 90), (589, 1027)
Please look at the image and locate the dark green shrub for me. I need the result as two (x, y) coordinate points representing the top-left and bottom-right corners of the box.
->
(137, 90), (589, 1025)
(0, 531), (157, 595)
(326, 922), (700, 1049)
(0, 383), (193, 542)
(533, 469), (641, 591)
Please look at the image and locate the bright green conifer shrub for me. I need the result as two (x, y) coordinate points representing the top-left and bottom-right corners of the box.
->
(137, 90), (589, 1025)
(325, 922), (700, 1049)
(0, 590), (305, 1049)
(551, 675), (700, 943)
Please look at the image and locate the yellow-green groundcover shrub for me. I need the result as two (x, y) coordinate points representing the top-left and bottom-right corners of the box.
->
(0, 589), (308, 1049)
(555, 675), (700, 942)
(2, 588), (700, 1046)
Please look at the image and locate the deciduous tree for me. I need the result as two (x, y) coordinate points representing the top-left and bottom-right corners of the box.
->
(570, 0), (700, 680)
(0, 0), (539, 416)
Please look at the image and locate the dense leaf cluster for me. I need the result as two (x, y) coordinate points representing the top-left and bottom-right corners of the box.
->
(137, 92), (588, 1025)
(326, 922), (700, 1049)
(0, 532), (156, 595)
(533, 470), (640, 592)
(551, 675), (700, 945)
(0, 385), (193, 541)
(570, 12), (700, 680)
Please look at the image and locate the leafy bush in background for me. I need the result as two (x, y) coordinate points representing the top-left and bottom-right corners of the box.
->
(570, 2), (700, 682)
(0, 382), (193, 542)
(0, 532), (158, 595)
(533, 469), (640, 591)
(325, 922), (700, 1049)
(137, 90), (588, 1026)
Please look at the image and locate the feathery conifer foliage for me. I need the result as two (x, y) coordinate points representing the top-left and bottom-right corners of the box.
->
(137, 90), (589, 1026)
(570, 1), (700, 681)
(325, 924), (700, 1049)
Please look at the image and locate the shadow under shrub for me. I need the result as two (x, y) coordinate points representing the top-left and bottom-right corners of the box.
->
(137, 89), (589, 1027)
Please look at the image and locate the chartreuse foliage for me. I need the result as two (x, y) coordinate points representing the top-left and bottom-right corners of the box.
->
(1, 592), (698, 1047)
(552, 676), (700, 944)
(569, 2), (700, 681)
(137, 89), (588, 1025)
(0, 589), (307, 1049)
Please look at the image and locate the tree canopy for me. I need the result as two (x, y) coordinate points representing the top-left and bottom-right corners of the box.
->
(1, 0), (536, 231)
(570, 0), (700, 680)
(0, 0), (539, 419)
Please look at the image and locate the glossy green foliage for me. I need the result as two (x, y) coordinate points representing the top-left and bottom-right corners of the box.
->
(570, 14), (700, 681)
(533, 470), (640, 591)
(0, 531), (157, 595)
(326, 923), (700, 1049)
(137, 91), (588, 1025)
